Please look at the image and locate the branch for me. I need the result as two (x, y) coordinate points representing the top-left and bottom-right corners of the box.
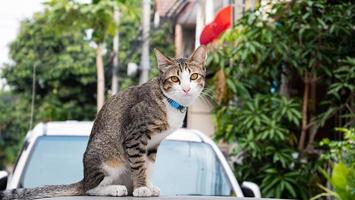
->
(298, 71), (310, 151)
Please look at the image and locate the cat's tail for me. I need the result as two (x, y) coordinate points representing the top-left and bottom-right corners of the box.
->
(0, 181), (84, 200)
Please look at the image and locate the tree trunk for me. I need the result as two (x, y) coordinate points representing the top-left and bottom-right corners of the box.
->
(306, 73), (318, 150)
(96, 44), (105, 112)
(280, 64), (290, 98)
(298, 71), (310, 151)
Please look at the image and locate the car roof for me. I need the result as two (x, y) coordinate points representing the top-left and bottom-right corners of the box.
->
(26, 121), (93, 139)
(26, 121), (204, 143)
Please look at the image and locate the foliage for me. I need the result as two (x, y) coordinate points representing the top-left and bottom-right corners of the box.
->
(216, 94), (313, 198)
(320, 58), (355, 127)
(312, 128), (355, 200)
(0, 11), (97, 167)
(45, 0), (126, 110)
(45, 0), (174, 91)
(315, 163), (355, 200)
(0, 92), (30, 167)
(208, 0), (354, 199)
(45, 0), (121, 43)
(3, 12), (97, 119)
(320, 128), (355, 165)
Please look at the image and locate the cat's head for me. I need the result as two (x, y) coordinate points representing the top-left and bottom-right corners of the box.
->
(155, 46), (207, 106)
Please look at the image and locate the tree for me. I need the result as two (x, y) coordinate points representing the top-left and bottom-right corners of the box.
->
(45, 0), (176, 109)
(0, 11), (97, 167)
(45, 0), (123, 111)
(208, 0), (354, 198)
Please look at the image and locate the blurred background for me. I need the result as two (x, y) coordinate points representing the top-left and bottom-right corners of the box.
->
(0, 0), (354, 199)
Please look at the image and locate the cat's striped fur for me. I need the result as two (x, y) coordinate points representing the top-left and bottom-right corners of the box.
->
(0, 46), (207, 199)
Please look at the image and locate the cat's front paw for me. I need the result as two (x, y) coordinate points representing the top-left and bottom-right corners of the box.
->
(148, 185), (160, 196)
(86, 185), (128, 196)
(108, 185), (128, 196)
(133, 186), (152, 197)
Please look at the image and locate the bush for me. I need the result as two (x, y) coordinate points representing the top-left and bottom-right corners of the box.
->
(208, 0), (354, 198)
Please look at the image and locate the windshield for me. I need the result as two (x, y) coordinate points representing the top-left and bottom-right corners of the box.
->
(21, 136), (87, 187)
(152, 140), (233, 196)
(21, 136), (234, 196)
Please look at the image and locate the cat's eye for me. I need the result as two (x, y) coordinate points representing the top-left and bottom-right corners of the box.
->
(170, 76), (179, 83)
(190, 73), (199, 80)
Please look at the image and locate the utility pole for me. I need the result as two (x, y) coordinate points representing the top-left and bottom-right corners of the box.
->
(139, 0), (151, 85)
(195, 0), (205, 49)
(195, 0), (213, 49)
(111, 7), (120, 95)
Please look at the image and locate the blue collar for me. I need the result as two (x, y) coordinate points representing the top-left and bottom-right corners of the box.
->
(164, 95), (187, 113)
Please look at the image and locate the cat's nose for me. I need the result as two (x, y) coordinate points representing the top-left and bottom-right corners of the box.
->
(183, 88), (191, 94)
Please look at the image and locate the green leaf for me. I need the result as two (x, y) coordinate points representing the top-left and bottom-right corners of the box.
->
(284, 181), (297, 198)
(331, 163), (351, 200)
(226, 79), (237, 93)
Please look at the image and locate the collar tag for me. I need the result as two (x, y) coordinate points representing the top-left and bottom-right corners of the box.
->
(179, 107), (187, 113)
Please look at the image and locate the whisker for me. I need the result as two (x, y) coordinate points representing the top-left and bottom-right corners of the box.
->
(200, 91), (217, 105)
(202, 88), (215, 96)
(201, 89), (215, 98)
(201, 92), (213, 99)
(199, 96), (212, 106)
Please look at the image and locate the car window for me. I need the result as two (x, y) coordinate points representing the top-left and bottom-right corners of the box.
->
(20, 136), (233, 196)
(152, 140), (233, 196)
(20, 136), (88, 188)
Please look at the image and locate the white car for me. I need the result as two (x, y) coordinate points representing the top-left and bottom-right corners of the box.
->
(0, 121), (260, 198)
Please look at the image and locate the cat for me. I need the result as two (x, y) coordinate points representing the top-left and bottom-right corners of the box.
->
(0, 45), (207, 199)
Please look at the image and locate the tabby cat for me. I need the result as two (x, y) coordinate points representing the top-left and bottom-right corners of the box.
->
(0, 46), (207, 199)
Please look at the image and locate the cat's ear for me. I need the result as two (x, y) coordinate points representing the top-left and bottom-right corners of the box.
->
(188, 45), (207, 66)
(154, 49), (173, 72)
